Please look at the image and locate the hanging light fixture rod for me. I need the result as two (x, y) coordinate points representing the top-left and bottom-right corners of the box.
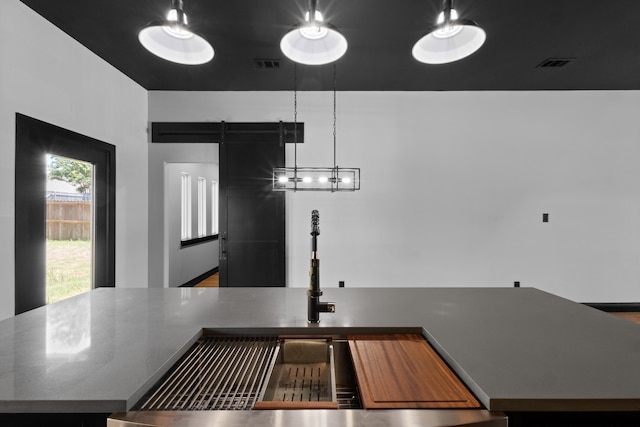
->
(169, 0), (186, 27)
(293, 63), (299, 192)
(332, 62), (337, 173)
(442, 0), (453, 23)
(309, 0), (318, 24)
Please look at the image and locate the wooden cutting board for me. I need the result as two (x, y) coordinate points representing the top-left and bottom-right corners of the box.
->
(348, 334), (481, 409)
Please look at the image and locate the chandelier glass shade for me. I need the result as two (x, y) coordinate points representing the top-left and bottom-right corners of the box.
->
(273, 167), (360, 191)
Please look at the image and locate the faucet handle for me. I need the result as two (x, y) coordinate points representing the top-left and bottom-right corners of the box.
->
(311, 210), (320, 236)
(320, 302), (335, 313)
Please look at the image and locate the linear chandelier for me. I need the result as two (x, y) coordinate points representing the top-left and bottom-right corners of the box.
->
(273, 64), (360, 192)
(138, 0), (214, 65)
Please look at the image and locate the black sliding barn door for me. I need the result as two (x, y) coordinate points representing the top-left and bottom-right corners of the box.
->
(219, 126), (285, 287)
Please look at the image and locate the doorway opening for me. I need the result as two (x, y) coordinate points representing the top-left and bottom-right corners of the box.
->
(164, 162), (219, 288)
(45, 155), (94, 304)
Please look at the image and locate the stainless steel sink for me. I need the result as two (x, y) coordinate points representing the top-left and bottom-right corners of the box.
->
(255, 338), (361, 409)
(257, 339), (337, 407)
(136, 334), (361, 411)
(112, 331), (507, 427)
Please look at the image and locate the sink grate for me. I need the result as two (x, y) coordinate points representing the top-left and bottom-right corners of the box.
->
(271, 363), (330, 402)
(140, 336), (278, 411)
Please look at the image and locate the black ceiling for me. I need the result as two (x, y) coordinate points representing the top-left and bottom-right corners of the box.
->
(18, 0), (640, 91)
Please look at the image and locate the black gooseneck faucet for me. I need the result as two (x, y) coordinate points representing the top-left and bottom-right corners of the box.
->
(308, 210), (335, 322)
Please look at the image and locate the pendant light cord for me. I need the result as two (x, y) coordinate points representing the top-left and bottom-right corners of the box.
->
(293, 63), (298, 191)
(172, 0), (184, 10)
(294, 63), (298, 171)
(333, 62), (337, 171)
(443, 0), (453, 24)
(309, 0), (318, 23)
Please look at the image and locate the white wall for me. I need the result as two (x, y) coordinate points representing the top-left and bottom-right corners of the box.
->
(165, 163), (219, 287)
(150, 90), (640, 303)
(0, 0), (149, 320)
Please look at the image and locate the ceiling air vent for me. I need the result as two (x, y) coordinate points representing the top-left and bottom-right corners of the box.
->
(536, 58), (574, 68)
(254, 58), (281, 70)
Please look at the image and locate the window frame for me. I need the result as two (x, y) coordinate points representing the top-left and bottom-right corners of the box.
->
(211, 180), (219, 235)
(180, 172), (192, 241)
(197, 176), (207, 238)
(180, 174), (219, 248)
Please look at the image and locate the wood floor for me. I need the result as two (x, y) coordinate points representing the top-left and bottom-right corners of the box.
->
(195, 273), (219, 287)
(611, 312), (640, 324)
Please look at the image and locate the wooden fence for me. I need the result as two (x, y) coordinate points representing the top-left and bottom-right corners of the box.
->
(46, 201), (91, 240)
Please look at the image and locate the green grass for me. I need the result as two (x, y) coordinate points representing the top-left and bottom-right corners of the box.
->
(46, 239), (92, 304)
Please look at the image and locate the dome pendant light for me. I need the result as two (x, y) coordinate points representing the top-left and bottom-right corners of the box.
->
(138, 0), (214, 65)
(280, 0), (348, 65)
(412, 0), (486, 64)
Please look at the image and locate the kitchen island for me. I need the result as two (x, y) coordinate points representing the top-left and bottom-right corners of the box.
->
(1, 287), (639, 426)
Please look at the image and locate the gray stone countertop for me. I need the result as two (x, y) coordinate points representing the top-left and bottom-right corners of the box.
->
(1, 287), (639, 413)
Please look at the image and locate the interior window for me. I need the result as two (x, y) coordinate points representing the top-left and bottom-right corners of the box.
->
(181, 173), (191, 241)
(197, 177), (207, 237)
